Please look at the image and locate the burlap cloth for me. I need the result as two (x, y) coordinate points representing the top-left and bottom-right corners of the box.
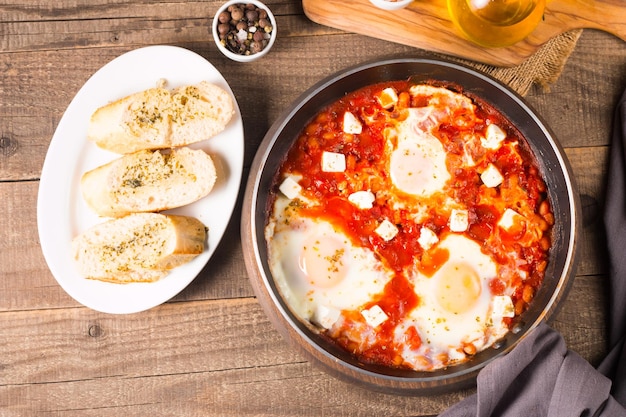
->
(447, 30), (584, 96)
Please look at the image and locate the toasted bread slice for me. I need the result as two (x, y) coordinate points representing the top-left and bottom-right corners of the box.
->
(71, 213), (207, 283)
(81, 147), (217, 218)
(87, 81), (235, 154)
(169, 82), (235, 147)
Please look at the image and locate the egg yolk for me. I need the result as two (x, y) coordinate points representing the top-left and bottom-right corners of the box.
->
(299, 235), (348, 288)
(390, 143), (434, 196)
(389, 134), (450, 197)
(435, 261), (482, 314)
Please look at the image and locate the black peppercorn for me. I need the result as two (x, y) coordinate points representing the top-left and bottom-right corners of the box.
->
(230, 6), (244, 21)
(246, 10), (259, 22)
(253, 30), (264, 42)
(218, 11), (230, 23)
(251, 41), (263, 53)
(214, 2), (274, 57)
(218, 23), (230, 37)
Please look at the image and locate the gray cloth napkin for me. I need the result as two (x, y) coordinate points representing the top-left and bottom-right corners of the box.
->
(440, 90), (626, 417)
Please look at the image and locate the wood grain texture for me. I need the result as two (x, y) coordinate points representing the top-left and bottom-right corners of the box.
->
(0, 1), (306, 53)
(0, 299), (471, 416)
(2, 31), (625, 182)
(302, 0), (626, 66)
(1, 0), (625, 414)
(0, 274), (609, 416)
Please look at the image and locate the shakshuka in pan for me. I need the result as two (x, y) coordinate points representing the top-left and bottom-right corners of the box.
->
(264, 81), (553, 372)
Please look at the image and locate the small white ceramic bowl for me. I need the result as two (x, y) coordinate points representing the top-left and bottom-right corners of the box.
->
(369, 0), (413, 10)
(212, 0), (277, 62)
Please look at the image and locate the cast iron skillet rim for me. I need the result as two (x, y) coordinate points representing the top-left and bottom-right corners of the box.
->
(243, 56), (580, 393)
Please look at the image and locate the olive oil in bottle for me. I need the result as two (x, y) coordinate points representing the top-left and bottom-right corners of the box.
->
(447, 0), (545, 48)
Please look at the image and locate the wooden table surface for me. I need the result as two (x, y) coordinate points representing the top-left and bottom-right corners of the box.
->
(1, 1), (626, 416)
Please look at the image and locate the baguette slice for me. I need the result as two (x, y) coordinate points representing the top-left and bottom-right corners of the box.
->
(72, 213), (207, 284)
(87, 81), (235, 154)
(81, 147), (217, 218)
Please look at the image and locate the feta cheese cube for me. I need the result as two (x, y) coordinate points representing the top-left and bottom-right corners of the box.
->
(278, 176), (302, 199)
(481, 164), (504, 188)
(449, 209), (469, 232)
(361, 305), (388, 328)
(498, 208), (522, 230)
(375, 219), (398, 241)
(481, 124), (507, 150)
(417, 227), (439, 250)
(321, 151), (346, 173)
(378, 87), (399, 109)
(343, 111), (362, 134)
(312, 305), (341, 329)
(491, 295), (515, 318)
(348, 190), (375, 209)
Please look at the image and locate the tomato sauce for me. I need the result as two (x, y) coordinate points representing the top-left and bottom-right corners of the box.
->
(269, 80), (553, 371)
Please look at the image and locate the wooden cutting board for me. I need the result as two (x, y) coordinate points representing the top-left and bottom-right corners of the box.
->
(302, 0), (626, 67)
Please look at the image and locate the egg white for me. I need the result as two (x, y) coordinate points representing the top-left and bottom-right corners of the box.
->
(388, 108), (451, 198)
(267, 203), (393, 325)
(400, 234), (508, 364)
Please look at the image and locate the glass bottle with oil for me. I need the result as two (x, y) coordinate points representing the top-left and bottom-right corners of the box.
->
(447, 0), (546, 48)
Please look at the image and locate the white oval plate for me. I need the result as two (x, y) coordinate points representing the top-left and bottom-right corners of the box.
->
(37, 46), (244, 314)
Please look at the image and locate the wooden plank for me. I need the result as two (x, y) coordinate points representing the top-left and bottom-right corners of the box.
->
(0, 0), (303, 22)
(0, 181), (75, 310)
(552, 273), (609, 367)
(0, 275), (608, 416)
(0, 299), (292, 385)
(525, 31), (626, 149)
(0, 365), (458, 417)
(0, 299), (468, 416)
(564, 146), (610, 279)
(0, 1), (305, 53)
(1, 31), (624, 182)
